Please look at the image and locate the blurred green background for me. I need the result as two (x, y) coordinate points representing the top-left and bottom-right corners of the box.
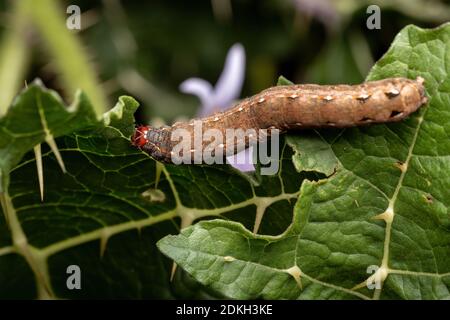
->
(0, 0), (449, 123)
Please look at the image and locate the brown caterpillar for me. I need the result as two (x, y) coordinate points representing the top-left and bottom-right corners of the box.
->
(132, 77), (427, 163)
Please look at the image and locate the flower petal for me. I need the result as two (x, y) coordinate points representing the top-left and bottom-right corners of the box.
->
(213, 43), (246, 111)
(179, 77), (214, 112)
(226, 146), (255, 172)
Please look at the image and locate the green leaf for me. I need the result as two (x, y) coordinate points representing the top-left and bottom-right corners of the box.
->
(158, 23), (450, 300)
(277, 76), (294, 86)
(0, 80), (98, 190)
(0, 78), (309, 298)
(2, 23), (450, 300)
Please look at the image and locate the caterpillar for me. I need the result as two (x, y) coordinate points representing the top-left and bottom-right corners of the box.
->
(132, 77), (427, 163)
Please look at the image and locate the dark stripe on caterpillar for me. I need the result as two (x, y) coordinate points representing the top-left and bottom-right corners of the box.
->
(132, 77), (427, 163)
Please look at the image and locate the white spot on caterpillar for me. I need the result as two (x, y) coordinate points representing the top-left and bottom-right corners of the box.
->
(324, 95), (333, 101)
(390, 88), (399, 95)
(218, 143), (224, 148)
(238, 107), (244, 111)
(289, 94), (299, 99)
(386, 88), (400, 98)
(357, 93), (370, 101)
(258, 97), (265, 103)
(214, 117), (220, 121)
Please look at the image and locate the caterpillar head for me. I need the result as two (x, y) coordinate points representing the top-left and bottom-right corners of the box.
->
(132, 125), (172, 163)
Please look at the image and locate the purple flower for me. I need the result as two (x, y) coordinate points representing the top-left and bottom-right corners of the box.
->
(179, 43), (254, 172)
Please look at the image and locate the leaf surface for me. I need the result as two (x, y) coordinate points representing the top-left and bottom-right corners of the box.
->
(158, 24), (450, 300)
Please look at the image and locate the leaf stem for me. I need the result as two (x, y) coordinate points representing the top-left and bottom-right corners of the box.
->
(0, 2), (30, 116)
(20, 0), (108, 115)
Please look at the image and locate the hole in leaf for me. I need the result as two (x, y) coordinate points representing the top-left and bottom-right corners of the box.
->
(424, 194), (433, 204)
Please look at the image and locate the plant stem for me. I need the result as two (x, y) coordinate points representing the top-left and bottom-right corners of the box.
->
(0, 3), (30, 116)
(21, 0), (108, 115)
